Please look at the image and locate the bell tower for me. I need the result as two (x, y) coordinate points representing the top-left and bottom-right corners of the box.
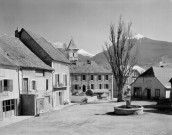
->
(66, 38), (79, 63)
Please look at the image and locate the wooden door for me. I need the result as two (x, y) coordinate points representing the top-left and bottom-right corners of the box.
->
(23, 78), (28, 94)
(147, 89), (151, 99)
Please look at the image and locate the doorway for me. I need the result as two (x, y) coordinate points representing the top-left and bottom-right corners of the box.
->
(82, 85), (86, 92)
(147, 89), (151, 99)
(23, 78), (28, 94)
(133, 87), (142, 98)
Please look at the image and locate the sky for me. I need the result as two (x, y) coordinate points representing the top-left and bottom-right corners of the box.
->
(0, 0), (172, 55)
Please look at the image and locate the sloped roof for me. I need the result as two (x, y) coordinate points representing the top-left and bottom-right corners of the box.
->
(70, 61), (112, 74)
(22, 29), (70, 64)
(67, 39), (78, 50)
(0, 49), (18, 68)
(140, 66), (172, 88)
(153, 67), (172, 88)
(0, 35), (53, 71)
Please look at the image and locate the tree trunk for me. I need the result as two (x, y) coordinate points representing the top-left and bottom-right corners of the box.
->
(117, 88), (123, 102)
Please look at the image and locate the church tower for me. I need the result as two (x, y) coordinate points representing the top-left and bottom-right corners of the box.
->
(66, 39), (79, 63)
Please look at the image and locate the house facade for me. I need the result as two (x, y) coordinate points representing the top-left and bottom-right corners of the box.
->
(113, 65), (145, 98)
(0, 52), (20, 120)
(16, 28), (71, 107)
(0, 35), (53, 118)
(131, 67), (172, 100)
(70, 61), (113, 99)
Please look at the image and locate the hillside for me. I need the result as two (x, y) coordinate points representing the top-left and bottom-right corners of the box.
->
(91, 37), (172, 69)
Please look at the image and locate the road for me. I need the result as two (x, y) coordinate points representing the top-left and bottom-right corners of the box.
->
(0, 101), (172, 135)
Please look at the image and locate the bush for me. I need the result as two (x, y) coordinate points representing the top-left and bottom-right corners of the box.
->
(85, 89), (94, 96)
(72, 90), (79, 96)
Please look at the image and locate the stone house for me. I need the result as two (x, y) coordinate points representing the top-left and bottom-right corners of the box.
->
(0, 35), (53, 118)
(131, 66), (172, 100)
(15, 28), (71, 107)
(70, 60), (113, 99)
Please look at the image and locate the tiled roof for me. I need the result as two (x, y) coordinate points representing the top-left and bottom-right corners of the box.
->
(0, 35), (53, 71)
(0, 48), (18, 67)
(153, 67), (172, 88)
(67, 39), (78, 50)
(140, 66), (172, 88)
(70, 61), (112, 74)
(23, 29), (70, 64)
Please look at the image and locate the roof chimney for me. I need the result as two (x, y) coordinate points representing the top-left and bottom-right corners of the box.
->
(15, 27), (19, 38)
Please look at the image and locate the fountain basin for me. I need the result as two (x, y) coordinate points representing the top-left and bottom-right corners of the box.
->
(114, 105), (144, 115)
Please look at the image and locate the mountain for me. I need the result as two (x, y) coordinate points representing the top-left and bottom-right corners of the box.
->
(77, 49), (94, 62)
(91, 35), (172, 69)
(78, 49), (94, 57)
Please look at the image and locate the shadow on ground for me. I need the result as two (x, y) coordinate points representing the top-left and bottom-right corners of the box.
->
(95, 112), (135, 116)
(143, 105), (172, 115)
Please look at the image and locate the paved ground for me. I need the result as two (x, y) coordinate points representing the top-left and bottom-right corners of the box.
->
(0, 101), (172, 135)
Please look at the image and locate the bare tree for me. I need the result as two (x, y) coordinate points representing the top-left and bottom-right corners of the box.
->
(104, 17), (137, 102)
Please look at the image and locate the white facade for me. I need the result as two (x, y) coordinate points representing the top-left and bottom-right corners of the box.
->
(0, 67), (20, 120)
(131, 76), (168, 99)
(52, 61), (70, 107)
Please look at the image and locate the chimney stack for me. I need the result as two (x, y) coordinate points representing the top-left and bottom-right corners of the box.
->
(15, 27), (19, 38)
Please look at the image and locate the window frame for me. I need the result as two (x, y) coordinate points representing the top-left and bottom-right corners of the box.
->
(3, 99), (15, 112)
(55, 74), (60, 87)
(31, 80), (36, 90)
(91, 75), (94, 81)
(91, 84), (94, 89)
(155, 89), (160, 97)
(98, 75), (101, 81)
(105, 75), (109, 80)
(82, 75), (86, 81)
(46, 79), (49, 91)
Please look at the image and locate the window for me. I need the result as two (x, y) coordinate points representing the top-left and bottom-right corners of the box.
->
(155, 89), (160, 97)
(55, 74), (60, 87)
(46, 79), (48, 90)
(105, 75), (109, 80)
(91, 84), (94, 89)
(74, 75), (78, 81)
(98, 75), (101, 80)
(32, 80), (36, 90)
(0, 79), (13, 92)
(3, 99), (15, 112)
(63, 74), (67, 86)
(99, 84), (102, 89)
(91, 75), (94, 80)
(74, 84), (78, 90)
(82, 75), (86, 81)
(104, 84), (109, 89)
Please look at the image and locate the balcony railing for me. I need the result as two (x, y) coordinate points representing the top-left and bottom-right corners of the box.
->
(53, 83), (67, 91)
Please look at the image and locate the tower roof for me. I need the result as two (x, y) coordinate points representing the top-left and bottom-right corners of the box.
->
(67, 39), (79, 50)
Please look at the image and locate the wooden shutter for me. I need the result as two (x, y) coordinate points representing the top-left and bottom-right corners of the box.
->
(9, 80), (13, 92)
(55, 74), (59, 87)
(65, 75), (67, 86)
(0, 80), (2, 93)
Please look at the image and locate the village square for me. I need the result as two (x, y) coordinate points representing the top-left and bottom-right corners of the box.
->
(0, 0), (172, 135)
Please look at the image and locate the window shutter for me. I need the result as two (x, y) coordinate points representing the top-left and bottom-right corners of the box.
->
(0, 80), (2, 93)
(65, 75), (67, 86)
(9, 80), (13, 92)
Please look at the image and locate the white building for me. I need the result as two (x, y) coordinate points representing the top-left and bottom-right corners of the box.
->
(131, 66), (172, 100)
(16, 28), (71, 107)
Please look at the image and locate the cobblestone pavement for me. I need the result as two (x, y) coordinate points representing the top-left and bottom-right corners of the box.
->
(0, 101), (172, 135)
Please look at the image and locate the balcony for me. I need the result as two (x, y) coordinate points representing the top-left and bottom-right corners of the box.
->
(53, 83), (67, 91)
